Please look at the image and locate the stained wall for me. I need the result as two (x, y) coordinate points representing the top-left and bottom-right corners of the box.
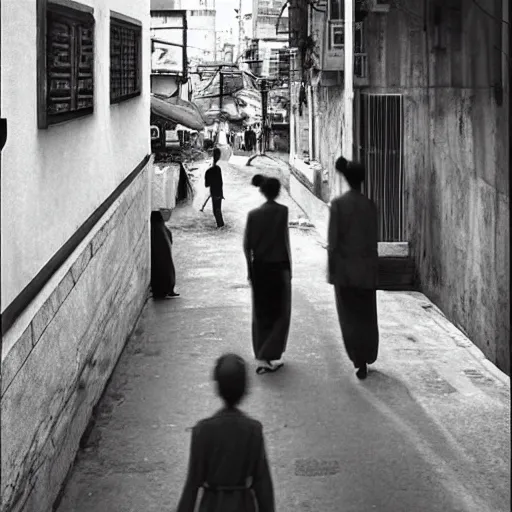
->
(363, 0), (510, 373)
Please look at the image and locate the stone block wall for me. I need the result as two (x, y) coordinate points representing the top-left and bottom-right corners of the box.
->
(1, 163), (151, 512)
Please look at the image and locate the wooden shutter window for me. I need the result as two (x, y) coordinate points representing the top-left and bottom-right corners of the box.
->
(110, 18), (142, 104)
(43, 4), (95, 127)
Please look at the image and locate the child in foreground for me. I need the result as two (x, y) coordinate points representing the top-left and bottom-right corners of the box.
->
(176, 353), (275, 512)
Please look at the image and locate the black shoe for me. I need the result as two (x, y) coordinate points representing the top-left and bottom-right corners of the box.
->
(166, 292), (180, 297)
(356, 364), (368, 380)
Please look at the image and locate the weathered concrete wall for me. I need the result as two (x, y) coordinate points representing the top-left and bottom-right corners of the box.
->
(363, 0), (510, 374)
(316, 85), (344, 201)
(1, 165), (151, 512)
(290, 173), (330, 239)
(290, 82), (310, 159)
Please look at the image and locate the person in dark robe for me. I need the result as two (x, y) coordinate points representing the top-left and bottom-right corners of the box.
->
(150, 209), (179, 299)
(249, 128), (257, 153)
(243, 175), (292, 374)
(327, 158), (379, 379)
(244, 128), (251, 152)
(204, 148), (225, 228)
(176, 353), (275, 512)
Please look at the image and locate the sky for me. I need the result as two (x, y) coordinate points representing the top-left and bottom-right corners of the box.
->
(215, 0), (253, 46)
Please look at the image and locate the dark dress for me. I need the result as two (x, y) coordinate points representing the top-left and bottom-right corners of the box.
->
(176, 408), (275, 512)
(244, 130), (251, 151)
(205, 164), (224, 227)
(244, 201), (292, 361)
(327, 190), (379, 368)
(150, 211), (176, 298)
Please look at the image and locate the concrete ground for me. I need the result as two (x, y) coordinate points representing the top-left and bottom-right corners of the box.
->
(56, 155), (510, 512)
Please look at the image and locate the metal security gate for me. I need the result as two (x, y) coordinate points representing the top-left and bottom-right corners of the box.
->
(359, 93), (405, 242)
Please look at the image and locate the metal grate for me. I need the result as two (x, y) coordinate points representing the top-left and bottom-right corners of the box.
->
(360, 93), (405, 242)
(110, 20), (141, 103)
(295, 459), (340, 476)
(46, 10), (94, 117)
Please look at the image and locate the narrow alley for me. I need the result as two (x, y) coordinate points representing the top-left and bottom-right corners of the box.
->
(55, 157), (510, 512)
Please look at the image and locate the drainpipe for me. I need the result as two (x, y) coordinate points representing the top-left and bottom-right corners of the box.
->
(307, 3), (314, 160)
(290, 84), (296, 163)
(332, 0), (354, 199)
(343, 0), (354, 165)
(0, 0), (5, 152)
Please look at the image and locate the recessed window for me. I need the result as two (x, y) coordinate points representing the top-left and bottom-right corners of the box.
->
(329, 0), (344, 20)
(110, 14), (142, 104)
(38, 1), (95, 128)
(331, 22), (344, 48)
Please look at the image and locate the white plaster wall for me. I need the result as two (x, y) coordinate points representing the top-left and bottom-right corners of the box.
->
(0, 0), (151, 311)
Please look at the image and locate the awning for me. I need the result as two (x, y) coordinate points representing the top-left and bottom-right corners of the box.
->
(151, 94), (206, 131)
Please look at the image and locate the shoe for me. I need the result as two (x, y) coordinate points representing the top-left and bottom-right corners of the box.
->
(165, 292), (180, 298)
(356, 364), (368, 380)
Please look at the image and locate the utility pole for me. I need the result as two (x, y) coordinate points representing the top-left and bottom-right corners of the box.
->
(219, 69), (224, 111)
(261, 78), (268, 152)
(247, 78), (273, 165)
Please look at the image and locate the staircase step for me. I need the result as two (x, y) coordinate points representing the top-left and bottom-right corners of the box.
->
(377, 257), (416, 291)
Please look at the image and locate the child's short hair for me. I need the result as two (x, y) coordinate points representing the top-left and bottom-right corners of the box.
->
(213, 353), (247, 407)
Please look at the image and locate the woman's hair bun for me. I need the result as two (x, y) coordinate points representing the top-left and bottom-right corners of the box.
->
(251, 174), (265, 187)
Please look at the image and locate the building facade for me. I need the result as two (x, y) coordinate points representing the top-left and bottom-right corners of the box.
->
(289, 0), (510, 374)
(1, 1), (152, 511)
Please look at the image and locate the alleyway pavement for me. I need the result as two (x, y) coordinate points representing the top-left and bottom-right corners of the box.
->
(56, 156), (510, 512)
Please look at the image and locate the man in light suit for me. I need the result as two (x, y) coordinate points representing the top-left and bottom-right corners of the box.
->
(327, 158), (379, 379)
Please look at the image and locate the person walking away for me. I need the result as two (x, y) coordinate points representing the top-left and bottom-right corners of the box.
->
(327, 158), (379, 379)
(244, 127), (252, 152)
(150, 209), (179, 299)
(243, 175), (292, 374)
(204, 148), (225, 228)
(250, 127), (257, 153)
(176, 353), (275, 512)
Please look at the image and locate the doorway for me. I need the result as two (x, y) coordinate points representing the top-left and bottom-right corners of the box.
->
(358, 93), (405, 242)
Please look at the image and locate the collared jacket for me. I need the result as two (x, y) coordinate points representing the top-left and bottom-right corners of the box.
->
(327, 190), (378, 289)
(176, 408), (275, 512)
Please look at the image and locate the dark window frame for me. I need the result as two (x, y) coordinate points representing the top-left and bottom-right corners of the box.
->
(37, 0), (95, 129)
(328, 0), (344, 21)
(110, 12), (143, 105)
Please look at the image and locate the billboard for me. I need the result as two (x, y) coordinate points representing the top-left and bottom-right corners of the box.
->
(151, 11), (186, 75)
(152, 39), (183, 74)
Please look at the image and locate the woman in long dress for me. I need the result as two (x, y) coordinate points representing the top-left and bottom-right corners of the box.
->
(150, 209), (179, 299)
(327, 158), (379, 379)
(243, 175), (292, 374)
(176, 353), (275, 512)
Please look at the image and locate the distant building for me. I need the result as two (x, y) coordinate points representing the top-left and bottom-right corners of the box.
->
(216, 27), (235, 62)
(250, 0), (289, 77)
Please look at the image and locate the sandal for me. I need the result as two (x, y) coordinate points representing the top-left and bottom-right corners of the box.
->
(256, 361), (283, 374)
